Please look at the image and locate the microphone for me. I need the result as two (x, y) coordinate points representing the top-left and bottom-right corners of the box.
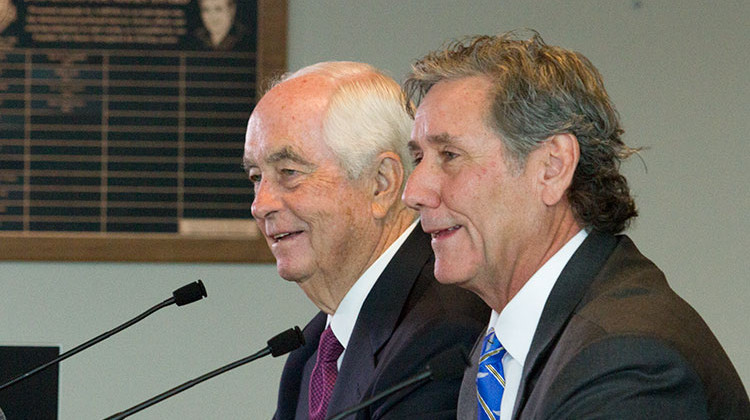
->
(103, 326), (305, 420)
(327, 345), (469, 420)
(0, 280), (208, 392)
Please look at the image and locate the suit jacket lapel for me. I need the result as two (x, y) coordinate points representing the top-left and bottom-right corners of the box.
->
(326, 226), (433, 417)
(458, 332), (484, 419)
(275, 312), (326, 420)
(511, 231), (618, 419)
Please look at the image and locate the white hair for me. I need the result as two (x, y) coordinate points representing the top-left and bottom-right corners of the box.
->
(278, 62), (414, 187)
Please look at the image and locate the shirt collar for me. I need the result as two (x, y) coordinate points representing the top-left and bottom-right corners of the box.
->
(327, 220), (418, 348)
(488, 229), (588, 365)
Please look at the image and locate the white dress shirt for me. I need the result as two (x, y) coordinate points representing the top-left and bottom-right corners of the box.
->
(326, 221), (418, 368)
(486, 229), (588, 420)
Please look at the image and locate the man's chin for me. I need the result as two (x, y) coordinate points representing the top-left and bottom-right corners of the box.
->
(434, 262), (474, 288)
(276, 262), (309, 284)
(435, 272), (470, 286)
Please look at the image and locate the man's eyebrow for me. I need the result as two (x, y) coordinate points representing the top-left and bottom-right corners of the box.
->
(267, 146), (312, 166)
(426, 133), (454, 145)
(242, 146), (313, 172)
(408, 133), (455, 152)
(242, 157), (255, 173)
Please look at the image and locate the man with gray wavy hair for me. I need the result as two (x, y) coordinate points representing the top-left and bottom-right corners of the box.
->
(402, 31), (748, 419)
(243, 61), (488, 419)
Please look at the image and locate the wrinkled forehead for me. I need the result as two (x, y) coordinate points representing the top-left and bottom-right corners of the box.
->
(411, 76), (495, 143)
(244, 75), (337, 165)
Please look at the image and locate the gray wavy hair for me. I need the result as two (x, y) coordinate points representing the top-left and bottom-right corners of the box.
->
(404, 30), (639, 234)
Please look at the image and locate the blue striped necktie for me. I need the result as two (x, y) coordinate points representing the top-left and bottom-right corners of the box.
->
(476, 328), (506, 420)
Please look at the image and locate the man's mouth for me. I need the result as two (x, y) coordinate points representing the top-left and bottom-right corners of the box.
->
(271, 231), (303, 242)
(431, 225), (461, 239)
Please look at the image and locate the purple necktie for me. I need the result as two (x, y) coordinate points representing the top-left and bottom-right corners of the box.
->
(309, 326), (344, 420)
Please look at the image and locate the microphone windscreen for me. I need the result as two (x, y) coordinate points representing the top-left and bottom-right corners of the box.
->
(172, 280), (208, 306)
(427, 346), (469, 381)
(268, 326), (305, 357)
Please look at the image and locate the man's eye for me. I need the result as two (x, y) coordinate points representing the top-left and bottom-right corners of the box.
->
(280, 168), (299, 176)
(412, 154), (423, 165)
(249, 173), (261, 183)
(441, 150), (458, 160)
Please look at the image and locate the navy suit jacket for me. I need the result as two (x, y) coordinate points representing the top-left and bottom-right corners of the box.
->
(274, 226), (489, 420)
(458, 231), (749, 419)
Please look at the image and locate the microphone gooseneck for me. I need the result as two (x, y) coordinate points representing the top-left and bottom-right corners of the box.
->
(0, 280), (208, 392)
(103, 326), (305, 420)
(327, 345), (469, 420)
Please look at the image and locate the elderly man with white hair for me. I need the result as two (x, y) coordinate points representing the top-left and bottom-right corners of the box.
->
(243, 61), (488, 420)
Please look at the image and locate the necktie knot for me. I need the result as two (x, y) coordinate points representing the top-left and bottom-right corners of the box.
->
(318, 326), (344, 362)
(479, 329), (504, 362)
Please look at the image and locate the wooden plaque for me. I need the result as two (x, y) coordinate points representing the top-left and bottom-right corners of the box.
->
(0, 0), (285, 262)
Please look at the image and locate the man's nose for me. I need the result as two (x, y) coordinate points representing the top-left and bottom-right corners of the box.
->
(402, 161), (441, 210)
(251, 178), (281, 219)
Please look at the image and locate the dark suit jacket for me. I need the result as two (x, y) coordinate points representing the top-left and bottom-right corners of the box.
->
(273, 226), (489, 420)
(458, 232), (749, 419)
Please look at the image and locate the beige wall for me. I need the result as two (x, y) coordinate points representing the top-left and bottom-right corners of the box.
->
(1, 1), (747, 418)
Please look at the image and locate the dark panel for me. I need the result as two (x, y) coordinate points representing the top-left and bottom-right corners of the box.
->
(0, 346), (60, 419)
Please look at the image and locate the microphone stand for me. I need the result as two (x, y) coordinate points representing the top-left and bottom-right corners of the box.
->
(327, 371), (431, 420)
(103, 347), (271, 420)
(327, 345), (468, 420)
(0, 280), (207, 392)
(103, 326), (304, 420)
(0, 299), (173, 392)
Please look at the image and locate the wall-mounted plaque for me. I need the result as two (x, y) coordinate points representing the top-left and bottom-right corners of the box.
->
(0, 0), (285, 262)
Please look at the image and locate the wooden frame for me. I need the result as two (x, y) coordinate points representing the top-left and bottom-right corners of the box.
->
(0, 0), (286, 263)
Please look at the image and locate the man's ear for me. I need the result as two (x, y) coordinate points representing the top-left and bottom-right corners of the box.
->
(371, 151), (404, 219)
(539, 133), (580, 206)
